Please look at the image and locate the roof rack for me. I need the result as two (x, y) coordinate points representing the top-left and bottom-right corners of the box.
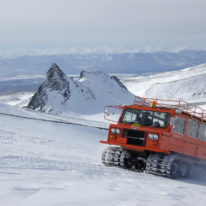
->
(134, 96), (206, 121)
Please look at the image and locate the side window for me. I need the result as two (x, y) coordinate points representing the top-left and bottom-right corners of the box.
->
(172, 117), (186, 135)
(187, 119), (199, 138)
(198, 123), (206, 141)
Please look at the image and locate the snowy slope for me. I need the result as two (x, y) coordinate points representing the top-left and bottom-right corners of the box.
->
(1, 103), (206, 206)
(0, 102), (109, 129)
(121, 63), (206, 104)
(79, 70), (134, 109)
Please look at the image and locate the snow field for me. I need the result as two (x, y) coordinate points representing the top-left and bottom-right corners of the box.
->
(121, 63), (206, 105)
(1, 63), (206, 205)
(1, 105), (206, 205)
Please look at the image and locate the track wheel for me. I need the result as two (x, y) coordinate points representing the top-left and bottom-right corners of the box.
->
(120, 150), (134, 169)
(101, 147), (115, 166)
(170, 160), (180, 179)
(179, 162), (188, 178)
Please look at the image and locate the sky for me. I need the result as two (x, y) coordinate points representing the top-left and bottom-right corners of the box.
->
(0, 0), (206, 52)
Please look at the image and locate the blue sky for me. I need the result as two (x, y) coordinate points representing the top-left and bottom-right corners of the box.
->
(0, 0), (206, 52)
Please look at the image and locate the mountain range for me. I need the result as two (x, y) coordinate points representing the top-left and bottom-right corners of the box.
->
(1, 50), (206, 78)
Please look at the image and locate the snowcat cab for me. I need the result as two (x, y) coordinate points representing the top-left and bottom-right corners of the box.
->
(100, 96), (206, 178)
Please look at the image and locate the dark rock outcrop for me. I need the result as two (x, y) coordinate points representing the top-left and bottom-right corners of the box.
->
(27, 63), (71, 111)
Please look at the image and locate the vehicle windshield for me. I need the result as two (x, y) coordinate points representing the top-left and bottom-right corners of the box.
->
(120, 108), (171, 129)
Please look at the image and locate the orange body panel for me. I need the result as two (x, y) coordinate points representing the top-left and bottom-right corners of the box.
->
(101, 102), (206, 161)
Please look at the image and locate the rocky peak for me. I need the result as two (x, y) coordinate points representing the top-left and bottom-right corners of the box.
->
(27, 63), (71, 112)
(79, 70), (104, 79)
(46, 63), (67, 82)
(79, 70), (86, 79)
(27, 64), (97, 113)
(45, 63), (69, 91)
(111, 75), (128, 91)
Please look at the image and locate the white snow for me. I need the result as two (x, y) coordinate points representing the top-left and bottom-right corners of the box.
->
(121, 63), (206, 106)
(78, 71), (134, 112)
(1, 103), (206, 206)
(0, 92), (34, 107)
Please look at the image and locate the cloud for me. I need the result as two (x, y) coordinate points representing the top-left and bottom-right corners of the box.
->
(0, 0), (206, 49)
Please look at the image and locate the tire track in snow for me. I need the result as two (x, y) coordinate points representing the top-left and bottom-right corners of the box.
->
(0, 156), (125, 178)
(0, 112), (108, 130)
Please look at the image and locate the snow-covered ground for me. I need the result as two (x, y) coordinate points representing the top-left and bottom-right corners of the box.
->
(0, 92), (34, 107)
(121, 63), (206, 106)
(1, 103), (206, 206)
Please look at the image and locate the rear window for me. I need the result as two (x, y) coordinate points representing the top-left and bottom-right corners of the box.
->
(187, 119), (199, 138)
(172, 117), (186, 135)
(198, 123), (206, 141)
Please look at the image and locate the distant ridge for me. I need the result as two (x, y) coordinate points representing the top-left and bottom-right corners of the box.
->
(1, 50), (206, 78)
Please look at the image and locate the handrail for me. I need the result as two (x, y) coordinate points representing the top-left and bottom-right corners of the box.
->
(134, 96), (206, 121)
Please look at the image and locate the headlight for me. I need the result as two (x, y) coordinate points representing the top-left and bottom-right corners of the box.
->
(148, 133), (159, 140)
(148, 134), (154, 139)
(110, 128), (121, 134)
(111, 128), (116, 134)
(153, 134), (159, 140)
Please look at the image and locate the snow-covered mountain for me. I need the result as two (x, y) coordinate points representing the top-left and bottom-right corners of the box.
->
(27, 63), (134, 114)
(122, 63), (206, 105)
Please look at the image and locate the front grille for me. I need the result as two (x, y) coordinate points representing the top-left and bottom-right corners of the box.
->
(122, 129), (146, 146)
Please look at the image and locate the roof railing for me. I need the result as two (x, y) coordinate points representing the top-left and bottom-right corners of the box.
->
(134, 96), (206, 121)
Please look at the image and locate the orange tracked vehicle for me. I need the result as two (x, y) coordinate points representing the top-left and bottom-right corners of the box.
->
(100, 96), (206, 178)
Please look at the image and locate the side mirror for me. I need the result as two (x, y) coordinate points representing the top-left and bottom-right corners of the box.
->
(104, 105), (122, 123)
(105, 108), (109, 116)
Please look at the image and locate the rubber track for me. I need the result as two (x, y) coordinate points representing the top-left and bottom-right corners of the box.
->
(0, 112), (107, 130)
(102, 147), (129, 168)
(146, 153), (182, 178)
(102, 147), (122, 166)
